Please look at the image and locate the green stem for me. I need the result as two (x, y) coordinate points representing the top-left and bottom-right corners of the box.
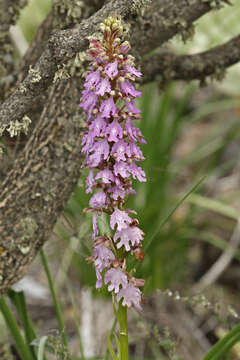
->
(118, 301), (128, 360)
(40, 250), (69, 352)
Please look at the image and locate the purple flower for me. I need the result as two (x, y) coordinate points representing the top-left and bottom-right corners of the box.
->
(86, 170), (95, 193)
(94, 244), (115, 272)
(129, 163), (146, 182)
(125, 100), (141, 114)
(114, 226), (144, 251)
(100, 97), (118, 118)
(95, 77), (111, 96)
(87, 139), (110, 167)
(92, 139), (110, 159)
(89, 190), (107, 208)
(92, 213), (99, 239)
(110, 208), (132, 231)
(89, 115), (106, 137)
(79, 90), (98, 112)
(129, 141), (144, 160)
(121, 81), (141, 98)
(105, 268), (128, 293)
(108, 185), (126, 200)
(96, 269), (102, 289)
(81, 132), (95, 154)
(114, 161), (130, 178)
(119, 42), (130, 54)
(95, 169), (114, 184)
(104, 61), (118, 79)
(124, 65), (142, 78)
(111, 140), (130, 162)
(84, 70), (100, 90)
(116, 283), (142, 311)
(105, 119), (123, 142)
(125, 119), (146, 144)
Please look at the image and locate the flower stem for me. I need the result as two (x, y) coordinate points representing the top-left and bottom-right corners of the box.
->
(118, 301), (128, 360)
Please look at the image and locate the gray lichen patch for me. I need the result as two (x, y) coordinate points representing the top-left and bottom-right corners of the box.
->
(18, 217), (38, 253)
(29, 65), (42, 83)
(20, 216), (38, 242)
(131, 0), (152, 13)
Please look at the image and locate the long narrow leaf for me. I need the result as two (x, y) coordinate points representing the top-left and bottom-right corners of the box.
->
(0, 296), (33, 360)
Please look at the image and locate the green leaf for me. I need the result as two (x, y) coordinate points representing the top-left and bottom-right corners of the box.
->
(37, 336), (48, 360)
(187, 194), (239, 220)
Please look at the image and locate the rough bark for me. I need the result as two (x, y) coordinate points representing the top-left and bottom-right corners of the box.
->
(0, 0), (230, 128)
(142, 34), (240, 85)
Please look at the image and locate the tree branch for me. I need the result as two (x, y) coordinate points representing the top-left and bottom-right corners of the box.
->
(142, 34), (240, 85)
(0, 0), (28, 97)
(0, 0), (139, 129)
(0, 0), (230, 128)
(0, 78), (84, 294)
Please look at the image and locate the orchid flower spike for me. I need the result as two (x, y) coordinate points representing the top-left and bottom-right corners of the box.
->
(79, 15), (146, 311)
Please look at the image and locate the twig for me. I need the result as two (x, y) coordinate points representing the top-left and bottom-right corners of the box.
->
(193, 219), (240, 293)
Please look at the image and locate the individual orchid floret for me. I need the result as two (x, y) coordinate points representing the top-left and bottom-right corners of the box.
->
(114, 226), (144, 251)
(105, 119), (123, 142)
(111, 140), (131, 162)
(125, 99), (141, 114)
(100, 97), (118, 118)
(89, 190), (107, 208)
(79, 90), (98, 112)
(110, 208), (132, 231)
(95, 168), (115, 184)
(86, 171), (95, 194)
(84, 70), (100, 90)
(95, 77), (111, 96)
(114, 161), (130, 178)
(104, 61), (118, 79)
(129, 162), (146, 182)
(92, 213), (99, 239)
(124, 65), (142, 78)
(104, 268), (128, 293)
(89, 115), (107, 138)
(94, 244), (115, 272)
(116, 283), (142, 311)
(120, 81), (141, 98)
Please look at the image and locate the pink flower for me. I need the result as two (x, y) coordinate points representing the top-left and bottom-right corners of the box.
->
(89, 115), (106, 137)
(110, 208), (132, 231)
(89, 190), (107, 208)
(105, 119), (123, 142)
(79, 90), (98, 112)
(120, 81), (141, 98)
(92, 213), (99, 239)
(95, 169), (115, 184)
(111, 140), (131, 162)
(116, 283), (142, 311)
(104, 61), (118, 79)
(129, 141), (145, 160)
(105, 268), (128, 293)
(129, 163), (146, 182)
(95, 77), (111, 96)
(114, 161), (130, 178)
(84, 70), (100, 90)
(124, 65), (142, 78)
(86, 170), (95, 193)
(125, 100), (141, 114)
(94, 244), (115, 272)
(100, 97), (118, 118)
(114, 226), (144, 251)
